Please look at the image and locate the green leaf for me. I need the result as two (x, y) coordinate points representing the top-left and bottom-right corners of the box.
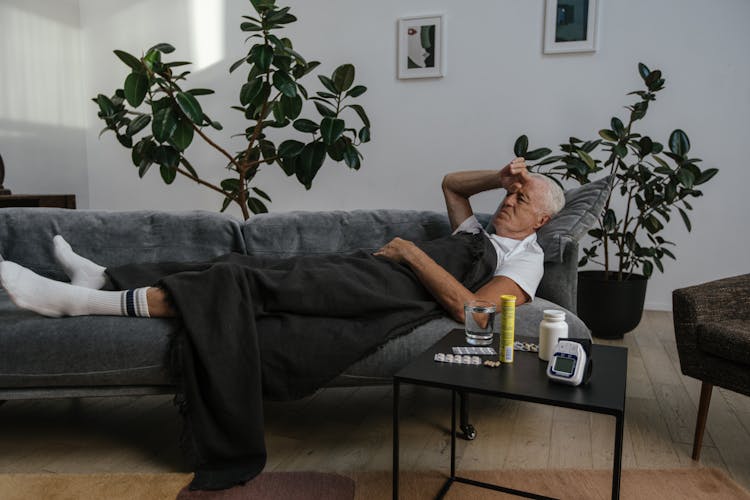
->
(278, 156), (296, 176)
(280, 94), (303, 120)
(514, 135), (528, 157)
(96, 94), (115, 116)
(272, 70), (297, 97)
(126, 114), (151, 136)
(678, 207), (692, 231)
(675, 168), (695, 188)
(148, 43), (175, 54)
(359, 126), (371, 143)
(296, 142), (327, 189)
(611, 117), (624, 137)
(638, 62), (650, 80)
(695, 167), (718, 185)
(315, 101), (336, 117)
(293, 118), (319, 133)
(603, 209), (617, 232)
(124, 72), (149, 107)
(171, 116), (194, 151)
(252, 186), (272, 202)
(240, 77), (264, 106)
(160, 165), (177, 184)
(116, 132), (133, 148)
(175, 92), (203, 123)
(577, 149), (596, 170)
(345, 85), (367, 98)
(247, 197), (268, 214)
(598, 129), (618, 142)
(343, 142), (362, 170)
(131, 138), (155, 166)
(669, 129), (690, 156)
(187, 88), (215, 96)
(347, 104), (370, 128)
(278, 139), (305, 157)
(320, 117), (345, 145)
(642, 260), (653, 278)
(253, 44), (274, 72)
(113, 50), (143, 71)
(524, 148), (551, 161)
(138, 160), (153, 178)
(155, 144), (180, 169)
(331, 64), (355, 92)
(318, 75), (338, 94)
(229, 56), (247, 74)
(614, 144), (628, 158)
(152, 107), (177, 142)
(327, 137), (347, 161)
(240, 21), (264, 31)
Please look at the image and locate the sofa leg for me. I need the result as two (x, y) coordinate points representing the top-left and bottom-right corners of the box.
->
(692, 381), (713, 461)
(459, 392), (476, 440)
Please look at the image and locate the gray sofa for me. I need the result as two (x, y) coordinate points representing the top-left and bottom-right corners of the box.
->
(0, 178), (609, 402)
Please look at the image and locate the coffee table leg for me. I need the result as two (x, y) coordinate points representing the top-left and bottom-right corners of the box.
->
(451, 390), (457, 479)
(612, 412), (624, 500)
(393, 380), (400, 500)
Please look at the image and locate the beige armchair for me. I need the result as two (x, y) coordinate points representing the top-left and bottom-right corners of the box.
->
(672, 273), (750, 460)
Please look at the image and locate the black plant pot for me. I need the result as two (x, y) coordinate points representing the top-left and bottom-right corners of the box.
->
(577, 270), (648, 339)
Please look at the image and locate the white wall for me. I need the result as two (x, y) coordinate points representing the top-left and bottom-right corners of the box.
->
(6, 0), (750, 310)
(0, 0), (89, 207)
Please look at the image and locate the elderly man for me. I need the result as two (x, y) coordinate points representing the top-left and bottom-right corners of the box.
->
(0, 158), (562, 321)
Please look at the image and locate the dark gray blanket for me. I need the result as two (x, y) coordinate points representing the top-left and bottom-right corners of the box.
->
(107, 232), (496, 490)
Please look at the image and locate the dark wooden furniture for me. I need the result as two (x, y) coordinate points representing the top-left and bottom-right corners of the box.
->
(672, 274), (750, 460)
(0, 194), (76, 209)
(393, 329), (628, 500)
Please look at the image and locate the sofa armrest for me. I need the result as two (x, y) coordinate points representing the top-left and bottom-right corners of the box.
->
(536, 241), (579, 313)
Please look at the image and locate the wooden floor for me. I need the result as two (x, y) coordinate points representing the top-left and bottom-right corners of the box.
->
(1, 311), (749, 492)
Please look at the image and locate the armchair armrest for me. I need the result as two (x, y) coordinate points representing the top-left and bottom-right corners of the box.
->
(672, 273), (750, 348)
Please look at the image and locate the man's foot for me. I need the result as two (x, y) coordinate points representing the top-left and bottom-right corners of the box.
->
(0, 261), (89, 317)
(53, 235), (107, 289)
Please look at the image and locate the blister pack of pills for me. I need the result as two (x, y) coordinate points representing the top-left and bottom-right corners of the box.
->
(434, 353), (482, 365)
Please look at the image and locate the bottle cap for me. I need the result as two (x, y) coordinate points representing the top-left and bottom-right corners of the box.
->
(543, 309), (566, 320)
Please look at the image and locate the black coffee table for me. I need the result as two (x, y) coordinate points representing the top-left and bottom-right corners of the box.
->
(392, 329), (627, 500)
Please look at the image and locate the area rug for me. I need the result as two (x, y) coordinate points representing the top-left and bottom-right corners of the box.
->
(0, 468), (747, 500)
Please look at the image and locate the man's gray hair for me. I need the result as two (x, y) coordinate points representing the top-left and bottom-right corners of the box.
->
(528, 172), (565, 217)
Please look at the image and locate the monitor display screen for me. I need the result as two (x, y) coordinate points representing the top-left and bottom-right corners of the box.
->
(553, 356), (576, 374)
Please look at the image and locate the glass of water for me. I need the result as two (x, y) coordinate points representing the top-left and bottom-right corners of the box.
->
(464, 300), (496, 346)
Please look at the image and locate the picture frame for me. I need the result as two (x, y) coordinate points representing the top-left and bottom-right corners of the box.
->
(544, 0), (598, 54)
(397, 15), (444, 79)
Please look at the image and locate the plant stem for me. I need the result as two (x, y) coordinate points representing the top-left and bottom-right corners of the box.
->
(176, 159), (229, 198)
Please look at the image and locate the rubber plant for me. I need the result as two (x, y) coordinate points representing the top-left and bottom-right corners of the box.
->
(514, 62), (718, 280)
(93, 0), (370, 220)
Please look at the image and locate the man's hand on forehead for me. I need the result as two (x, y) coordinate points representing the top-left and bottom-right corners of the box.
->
(500, 157), (530, 192)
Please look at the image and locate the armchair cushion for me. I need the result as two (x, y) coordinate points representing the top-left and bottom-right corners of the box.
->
(697, 319), (750, 366)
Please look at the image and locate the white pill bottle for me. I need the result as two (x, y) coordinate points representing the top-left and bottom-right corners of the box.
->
(538, 309), (568, 361)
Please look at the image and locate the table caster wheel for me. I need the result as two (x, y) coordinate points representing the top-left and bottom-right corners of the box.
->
(460, 423), (476, 440)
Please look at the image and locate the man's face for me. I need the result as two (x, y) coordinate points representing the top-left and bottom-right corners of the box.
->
(492, 178), (549, 239)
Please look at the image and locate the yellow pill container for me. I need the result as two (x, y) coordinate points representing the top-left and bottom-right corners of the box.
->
(500, 294), (516, 363)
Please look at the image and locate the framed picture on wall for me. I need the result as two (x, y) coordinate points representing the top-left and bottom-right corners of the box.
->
(397, 15), (444, 79)
(544, 0), (598, 54)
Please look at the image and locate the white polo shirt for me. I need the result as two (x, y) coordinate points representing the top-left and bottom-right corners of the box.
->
(452, 215), (544, 300)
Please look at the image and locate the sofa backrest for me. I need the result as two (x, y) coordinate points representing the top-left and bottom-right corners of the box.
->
(0, 208), (245, 281)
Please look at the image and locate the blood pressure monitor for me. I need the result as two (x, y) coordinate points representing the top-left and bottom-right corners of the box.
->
(547, 340), (591, 386)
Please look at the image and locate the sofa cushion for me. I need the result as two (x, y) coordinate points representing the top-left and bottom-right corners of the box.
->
(535, 176), (611, 263)
(0, 208), (245, 281)
(0, 289), (172, 388)
(243, 209), (453, 256)
(697, 320), (750, 366)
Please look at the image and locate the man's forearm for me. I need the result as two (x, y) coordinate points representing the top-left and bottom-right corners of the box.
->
(402, 245), (473, 322)
(442, 170), (503, 198)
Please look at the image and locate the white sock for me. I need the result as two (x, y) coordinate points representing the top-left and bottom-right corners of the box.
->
(0, 261), (150, 318)
(53, 235), (108, 289)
